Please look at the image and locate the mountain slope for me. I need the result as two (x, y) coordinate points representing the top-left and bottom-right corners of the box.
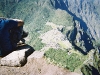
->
(2, 0), (73, 51)
(53, 0), (100, 40)
(49, 0), (100, 54)
(0, 0), (100, 75)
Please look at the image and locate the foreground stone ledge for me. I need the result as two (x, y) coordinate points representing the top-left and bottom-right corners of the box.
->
(28, 51), (44, 59)
(0, 45), (34, 67)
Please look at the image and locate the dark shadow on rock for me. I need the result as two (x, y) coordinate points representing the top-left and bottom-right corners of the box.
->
(15, 44), (35, 66)
(81, 65), (100, 75)
(72, 42), (87, 55)
(16, 44), (35, 57)
(0, 44), (35, 67)
(91, 66), (100, 75)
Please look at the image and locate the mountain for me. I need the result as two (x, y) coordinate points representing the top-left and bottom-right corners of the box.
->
(0, 0), (100, 75)
(54, 0), (100, 39)
(52, 0), (100, 53)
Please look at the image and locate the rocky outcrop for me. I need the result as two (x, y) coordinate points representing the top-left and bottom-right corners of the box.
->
(67, 20), (94, 54)
(0, 45), (34, 67)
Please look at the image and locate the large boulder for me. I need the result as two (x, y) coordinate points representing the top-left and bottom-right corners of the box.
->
(0, 45), (34, 67)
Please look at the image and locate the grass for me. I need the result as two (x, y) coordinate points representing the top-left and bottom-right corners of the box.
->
(0, 11), (4, 17)
(50, 9), (73, 26)
(44, 48), (86, 71)
(58, 41), (68, 49)
(32, 38), (45, 50)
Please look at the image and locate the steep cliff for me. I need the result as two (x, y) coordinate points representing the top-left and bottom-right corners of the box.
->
(53, 0), (100, 40)
(50, 0), (100, 53)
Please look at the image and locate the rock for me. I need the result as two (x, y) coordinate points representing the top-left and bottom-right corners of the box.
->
(0, 45), (34, 67)
(40, 25), (72, 49)
(28, 51), (44, 59)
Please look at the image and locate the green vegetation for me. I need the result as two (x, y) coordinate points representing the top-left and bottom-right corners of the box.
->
(8, 0), (73, 50)
(10, 0), (55, 50)
(0, 1), (4, 17)
(0, 0), (74, 50)
(1, 0), (100, 75)
(81, 65), (93, 75)
(81, 50), (100, 75)
(26, 31), (45, 50)
(49, 9), (74, 35)
(50, 9), (73, 26)
(44, 48), (86, 71)
(32, 38), (45, 50)
(93, 50), (100, 73)
(0, 11), (4, 17)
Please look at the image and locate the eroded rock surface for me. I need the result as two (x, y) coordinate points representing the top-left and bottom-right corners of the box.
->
(0, 45), (34, 67)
